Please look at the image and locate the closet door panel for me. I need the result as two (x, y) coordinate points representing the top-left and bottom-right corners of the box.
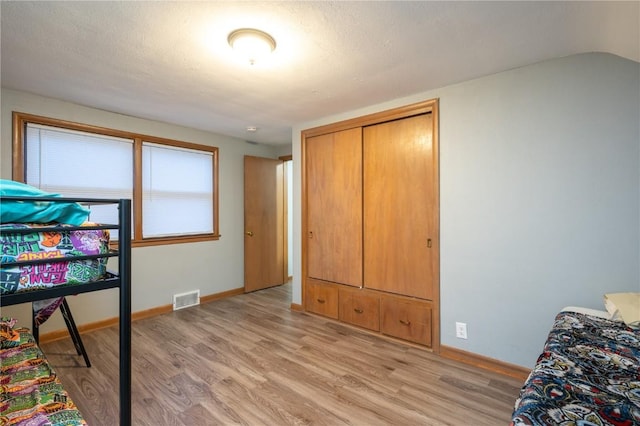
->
(306, 128), (363, 287)
(363, 114), (436, 299)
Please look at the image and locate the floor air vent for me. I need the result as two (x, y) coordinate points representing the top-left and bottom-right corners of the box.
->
(173, 290), (200, 311)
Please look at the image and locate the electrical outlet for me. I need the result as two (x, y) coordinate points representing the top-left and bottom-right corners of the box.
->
(455, 322), (468, 339)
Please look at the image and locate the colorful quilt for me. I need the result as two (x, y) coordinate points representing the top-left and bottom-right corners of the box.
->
(511, 311), (640, 425)
(0, 317), (87, 425)
(0, 224), (109, 325)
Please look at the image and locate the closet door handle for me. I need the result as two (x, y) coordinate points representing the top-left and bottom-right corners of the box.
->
(354, 308), (363, 314)
(317, 298), (325, 304)
(246, 231), (254, 237)
(399, 319), (411, 326)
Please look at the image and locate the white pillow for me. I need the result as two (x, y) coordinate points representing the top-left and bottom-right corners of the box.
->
(604, 292), (640, 329)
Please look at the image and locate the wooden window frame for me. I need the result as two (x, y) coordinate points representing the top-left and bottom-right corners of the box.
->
(12, 111), (220, 247)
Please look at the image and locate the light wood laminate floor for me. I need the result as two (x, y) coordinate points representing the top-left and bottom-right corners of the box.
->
(41, 283), (524, 425)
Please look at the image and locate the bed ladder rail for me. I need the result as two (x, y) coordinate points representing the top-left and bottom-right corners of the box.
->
(31, 297), (92, 368)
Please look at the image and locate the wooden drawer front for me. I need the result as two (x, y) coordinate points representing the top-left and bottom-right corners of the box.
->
(305, 280), (339, 319)
(380, 297), (432, 347)
(339, 289), (380, 331)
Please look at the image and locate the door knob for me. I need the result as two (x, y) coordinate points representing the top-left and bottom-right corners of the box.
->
(246, 231), (254, 237)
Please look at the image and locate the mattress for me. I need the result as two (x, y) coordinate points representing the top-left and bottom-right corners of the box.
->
(511, 310), (640, 425)
(0, 317), (87, 425)
(0, 223), (109, 324)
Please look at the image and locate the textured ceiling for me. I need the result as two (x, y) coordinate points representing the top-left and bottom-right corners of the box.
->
(1, 1), (638, 145)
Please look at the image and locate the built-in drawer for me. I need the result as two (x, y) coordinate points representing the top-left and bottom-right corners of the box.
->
(380, 296), (432, 347)
(339, 288), (380, 331)
(305, 278), (339, 319)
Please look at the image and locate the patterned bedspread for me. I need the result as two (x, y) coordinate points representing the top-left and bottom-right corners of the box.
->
(0, 223), (109, 325)
(511, 311), (640, 425)
(0, 318), (86, 425)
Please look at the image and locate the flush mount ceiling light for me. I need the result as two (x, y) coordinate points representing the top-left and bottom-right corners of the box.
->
(228, 28), (276, 65)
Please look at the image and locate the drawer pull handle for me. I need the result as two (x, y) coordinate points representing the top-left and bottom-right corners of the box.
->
(399, 319), (411, 326)
(317, 298), (325, 304)
(354, 308), (363, 314)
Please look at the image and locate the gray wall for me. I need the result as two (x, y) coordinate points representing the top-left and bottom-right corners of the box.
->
(0, 88), (280, 332)
(291, 53), (640, 368)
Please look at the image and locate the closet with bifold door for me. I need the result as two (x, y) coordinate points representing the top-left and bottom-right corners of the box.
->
(302, 99), (440, 351)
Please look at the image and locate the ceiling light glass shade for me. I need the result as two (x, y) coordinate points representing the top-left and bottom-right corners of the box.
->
(228, 28), (276, 65)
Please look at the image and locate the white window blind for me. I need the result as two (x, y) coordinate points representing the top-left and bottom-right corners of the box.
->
(25, 123), (134, 234)
(142, 142), (214, 238)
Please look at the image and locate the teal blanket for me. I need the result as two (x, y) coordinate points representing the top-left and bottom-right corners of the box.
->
(0, 180), (90, 226)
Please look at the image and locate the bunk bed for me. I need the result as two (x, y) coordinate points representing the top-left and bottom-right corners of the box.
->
(1, 194), (131, 426)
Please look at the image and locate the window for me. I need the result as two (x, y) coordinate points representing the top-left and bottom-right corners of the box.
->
(142, 142), (214, 238)
(25, 123), (134, 239)
(13, 112), (219, 247)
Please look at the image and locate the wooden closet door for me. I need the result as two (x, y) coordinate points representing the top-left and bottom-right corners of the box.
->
(305, 128), (363, 287)
(363, 113), (436, 299)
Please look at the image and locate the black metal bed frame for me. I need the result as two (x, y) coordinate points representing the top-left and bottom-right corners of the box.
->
(0, 196), (131, 426)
